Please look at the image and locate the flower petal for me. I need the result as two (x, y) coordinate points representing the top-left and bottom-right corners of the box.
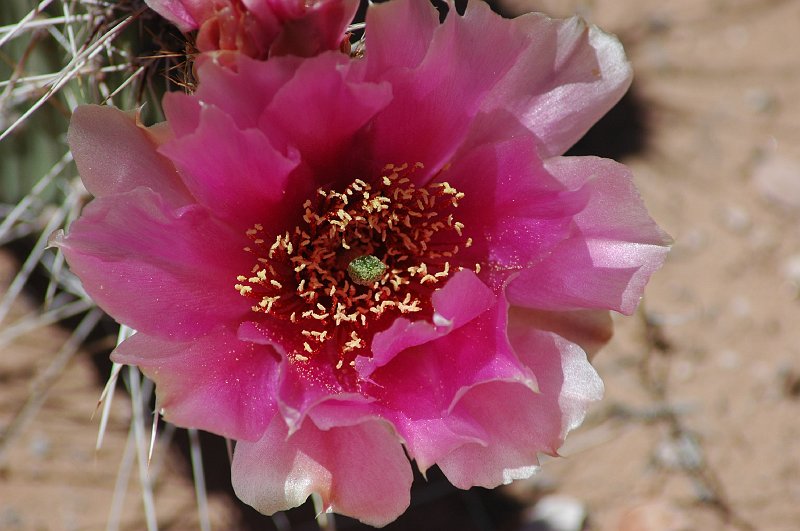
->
(260, 52), (392, 177)
(369, 299), (537, 472)
(359, 269), (495, 377)
(365, 1), (537, 181)
(269, 0), (359, 57)
(437, 329), (602, 489)
(441, 110), (588, 280)
(509, 307), (613, 360)
(144, 0), (199, 32)
(159, 103), (301, 228)
(481, 15), (632, 157)
(231, 416), (412, 527)
(506, 156), (671, 314)
(165, 53), (301, 134)
(112, 326), (279, 440)
(363, 0), (439, 78)
(58, 188), (252, 339)
(68, 105), (192, 207)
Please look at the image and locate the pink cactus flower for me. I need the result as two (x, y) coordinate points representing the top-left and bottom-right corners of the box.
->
(144, 0), (358, 58)
(59, 0), (669, 525)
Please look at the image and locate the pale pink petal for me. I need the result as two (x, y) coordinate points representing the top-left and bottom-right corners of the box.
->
(58, 188), (253, 339)
(509, 307), (613, 360)
(159, 103), (301, 228)
(506, 156), (670, 314)
(68, 105), (192, 207)
(232, 417), (412, 527)
(481, 15), (632, 157)
(437, 329), (602, 489)
(547, 156), (671, 244)
(112, 326), (279, 440)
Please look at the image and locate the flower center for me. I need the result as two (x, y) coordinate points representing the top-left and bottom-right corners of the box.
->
(347, 255), (388, 286)
(234, 163), (472, 367)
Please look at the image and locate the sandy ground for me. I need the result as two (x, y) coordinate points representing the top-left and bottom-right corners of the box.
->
(2, 0), (800, 529)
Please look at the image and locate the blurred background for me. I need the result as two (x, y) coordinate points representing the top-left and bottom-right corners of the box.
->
(1, 0), (798, 529)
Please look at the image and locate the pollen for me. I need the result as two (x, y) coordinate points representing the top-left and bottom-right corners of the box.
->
(233, 163), (474, 367)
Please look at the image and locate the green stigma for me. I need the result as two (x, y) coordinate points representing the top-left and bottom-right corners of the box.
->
(347, 255), (387, 286)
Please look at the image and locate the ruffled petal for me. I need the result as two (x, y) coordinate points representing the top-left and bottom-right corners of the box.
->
(165, 54), (301, 134)
(159, 103), (300, 228)
(358, 269), (495, 377)
(364, 1), (537, 181)
(369, 299), (537, 472)
(437, 329), (602, 489)
(481, 15), (632, 157)
(506, 156), (670, 314)
(441, 110), (587, 281)
(231, 416), (412, 527)
(259, 52), (392, 176)
(58, 188), (253, 339)
(509, 307), (613, 360)
(112, 326), (279, 441)
(68, 105), (193, 207)
(238, 321), (369, 431)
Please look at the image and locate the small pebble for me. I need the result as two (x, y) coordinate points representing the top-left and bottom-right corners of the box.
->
(719, 204), (751, 233)
(654, 433), (703, 471)
(781, 254), (800, 286)
(744, 88), (777, 114)
(522, 494), (587, 531)
(716, 349), (741, 370)
(752, 154), (800, 210)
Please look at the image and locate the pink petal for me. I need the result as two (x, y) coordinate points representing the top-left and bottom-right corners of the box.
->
(509, 307), (613, 360)
(481, 15), (632, 157)
(369, 299), (537, 472)
(68, 105), (192, 207)
(159, 103), (301, 228)
(241, 0), (291, 22)
(168, 53), (301, 133)
(441, 110), (587, 278)
(437, 329), (602, 489)
(269, 0), (359, 57)
(58, 188), (253, 339)
(238, 321), (368, 430)
(364, 1), (535, 181)
(259, 52), (392, 176)
(144, 0), (199, 32)
(358, 269), (495, 377)
(363, 0), (439, 78)
(506, 156), (671, 315)
(112, 326), (279, 440)
(231, 416), (412, 527)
